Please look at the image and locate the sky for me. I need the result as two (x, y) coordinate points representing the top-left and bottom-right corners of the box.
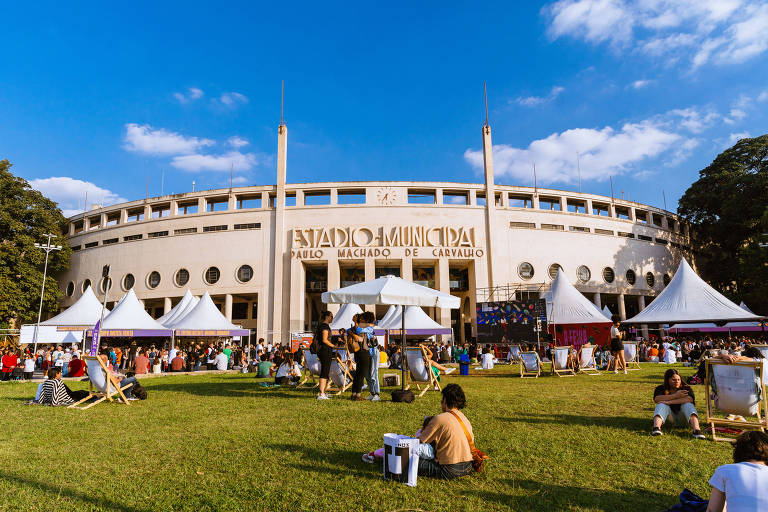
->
(2, 1), (767, 217)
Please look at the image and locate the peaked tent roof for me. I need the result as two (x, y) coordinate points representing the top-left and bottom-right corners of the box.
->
(740, 302), (756, 315)
(171, 292), (249, 336)
(41, 285), (108, 326)
(159, 290), (199, 327)
(322, 275), (460, 308)
(548, 270), (612, 324)
(625, 259), (763, 324)
(330, 303), (363, 330)
(99, 289), (171, 335)
(601, 305), (613, 319)
(377, 305), (451, 334)
(378, 305), (398, 325)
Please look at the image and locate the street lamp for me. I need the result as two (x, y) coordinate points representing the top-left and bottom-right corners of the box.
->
(33, 234), (63, 356)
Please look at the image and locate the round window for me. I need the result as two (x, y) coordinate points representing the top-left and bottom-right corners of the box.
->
(147, 271), (161, 289)
(123, 274), (135, 291)
(205, 266), (220, 285)
(66, 282), (75, 297)
(237, 265), (253, 283)
(663, 273), (671, 286)
(548, 263), (562, 280)
(626, 269), (636, 285)
(576, 265), (591, 283)
(645, 272), (655, 288)
(602, 267), (615, 284)
(83, 279), (92, 292)
(100, 277), (112, 293)
(175, 269), (190, 287)
(518, 262), (534, 280)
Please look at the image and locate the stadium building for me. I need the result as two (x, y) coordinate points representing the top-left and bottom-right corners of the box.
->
(57, 120), (691, 343)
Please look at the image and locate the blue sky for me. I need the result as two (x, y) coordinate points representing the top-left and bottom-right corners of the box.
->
(2, 1), (767, 216)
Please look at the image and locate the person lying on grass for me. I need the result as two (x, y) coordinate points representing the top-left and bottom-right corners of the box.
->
(362, 416), (436, 464)
(706, 431), (768, 512)
(652, 368), (705, 439)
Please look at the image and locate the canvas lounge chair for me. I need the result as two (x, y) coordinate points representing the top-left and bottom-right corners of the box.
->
(69, 356), (131, 410)
(519, 351), (542, 378)
(623, 342), (640, 370)
(705, 359), (768, 442)
(551, 346), (575, 377)
(577, 344), (600, 375)
(507, 345), (522, 363)
(329, 348), (353, 395)
(405, 346), (441, 397)
(751, 345), (768, 384)
(298, 348), (322, 388)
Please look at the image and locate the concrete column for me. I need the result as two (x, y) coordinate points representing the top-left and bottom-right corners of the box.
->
(224, 294), (233, 322)
(163, 297), (172, 315)
(559, 196), (567, 212)
(289, 259), (305, 332)
(435, 189), (443, 205)
(618, 293), (627, 321)
(637, 295), (648, 339)
(295, 189), (304, 207)
(228, 194), (236, 211)
(481, 124), (496, 300)
(119, 209), (128, 224)
(585, 199), (593, 216)
(437, 258), (451, 342)
(401, 258), (413, 282)
(469, 190), (477, 206)
(144, 204), (152, 220)
(364, 259), (376, 313)
(100, 213), (107, 228)
(330, 188), (338, 205)
(170, 200), (178, 216)
(593, 292), (602, 309)
(468, 261), (478, 339)
(270, 123), (288, 343)
(197, 197), (206, 213)
(327, 258), (340, 314)
(532, 194), (540, 209)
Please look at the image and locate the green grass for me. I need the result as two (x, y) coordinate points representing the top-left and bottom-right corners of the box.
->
(0, 364), (732, 512)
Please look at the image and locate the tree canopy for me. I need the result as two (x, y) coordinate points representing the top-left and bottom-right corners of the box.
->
(678, 135), (768, 315)
(0, 160), (71, 329)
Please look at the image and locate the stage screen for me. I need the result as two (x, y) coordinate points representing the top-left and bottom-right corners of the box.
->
(476, 300), (546, 344)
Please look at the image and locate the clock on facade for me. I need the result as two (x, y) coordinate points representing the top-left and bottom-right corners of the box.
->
(377, 187), (397, 206)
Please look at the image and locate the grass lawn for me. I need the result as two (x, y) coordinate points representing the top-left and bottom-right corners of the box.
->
(0, 364), (733, 512)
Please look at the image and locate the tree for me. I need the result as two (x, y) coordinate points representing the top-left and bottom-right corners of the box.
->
(678, 135), (768, 314)
(0, 160), (71, 329)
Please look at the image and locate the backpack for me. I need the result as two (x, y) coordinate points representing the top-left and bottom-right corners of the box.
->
(391, 389), (415, 403)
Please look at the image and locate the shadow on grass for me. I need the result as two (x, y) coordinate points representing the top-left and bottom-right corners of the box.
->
(143, 379), (315, 399)
(0, 470), (149, 512)
(497, 412), (651, 433)
(463, 478), (675, 511)
(266, 443), (381, 481)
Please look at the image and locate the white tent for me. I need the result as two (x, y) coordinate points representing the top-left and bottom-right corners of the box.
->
(171, 291), (249, 336)
(377, 305), (452, 334)
(625, 259), (763, 324)
(378, 305), (398, 326)
(41, 285), (107, 327)
(548, 270), (612, 325)
(740, 301), (756, 315)
(601, 305), (613, 319)
(329, 303), (363, 331)
(159, 290), (199, 327)
(97, 289), (172, 336)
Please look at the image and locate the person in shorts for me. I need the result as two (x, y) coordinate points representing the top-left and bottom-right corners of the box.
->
(609, 316), (627, 374)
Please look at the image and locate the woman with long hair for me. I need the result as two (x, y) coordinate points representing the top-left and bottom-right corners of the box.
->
(609, 316), (627, 374)
(348, 314), (370, 401)
(315, 311), (334, 400)
(652, 368), (705, 439)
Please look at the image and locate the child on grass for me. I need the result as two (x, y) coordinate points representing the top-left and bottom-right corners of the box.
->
(361, 416), (436, 464)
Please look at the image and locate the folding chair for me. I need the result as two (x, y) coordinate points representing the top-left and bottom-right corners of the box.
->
(519, 351), (542, 378)
(623, 342), (641, 370)
(329, 348), (353, 396)
(297, 348), (321, 388)
(69, 356), (131, 410)
(705, 359), (768, 442)
(507, 345), (522, 363)
(751, 345), (768, 385)
(551, 346), (575, 377)
(405, 346), (441, 397)
(577, 344), (600, 375)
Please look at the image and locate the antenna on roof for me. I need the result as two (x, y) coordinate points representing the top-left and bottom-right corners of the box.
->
(83, 191), (88, 213)
(662, 189), (667, 210)
(533, 163), (538, 195)
(483, 82), (489, 127)
(609, 176), (614, 203)
(280, 80), (285, 126)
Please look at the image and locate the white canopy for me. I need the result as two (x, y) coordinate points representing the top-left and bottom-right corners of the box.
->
(171, 291), (248, 335)
(20, 325), (83, 345)
(548, 269), (612, 325)
(625, 259), (763, 324)
(740, 301), (756, 315)
(100, 289), (171, 334)
(378, 305), (448, 332)
(159, 290), (199, 327)
(378, 305), (399, 326)
(329, 303), (363, 330)
(601, 305), (613, 319)
(41, 285), (107, 327)
(322, 275), (460, 308)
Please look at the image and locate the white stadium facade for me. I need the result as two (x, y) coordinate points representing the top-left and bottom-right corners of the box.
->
(57, 121), (691, 343)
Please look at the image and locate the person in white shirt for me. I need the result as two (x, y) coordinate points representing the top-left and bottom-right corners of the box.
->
(23, 355), (35, 380)
(214, 350), (229, 371)
(168, 347), (178, 365)
(52, 346), (64, 367)
(274, 353), (302, 385)
(706, 431), (768, 512)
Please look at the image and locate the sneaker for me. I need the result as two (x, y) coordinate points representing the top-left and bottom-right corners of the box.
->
(371, 394), (381, 402)
(126, 397), (140, 401)
(651, 427), (663, 436)
(623, 369), (627, 375)
(444, 368), (456, 375)
(692, 430), (706, 440)
(316, 393), (330, 400)
(613, 370), (619, 374)
(362, 452), (375, 464)
(365, 394), (375, 400)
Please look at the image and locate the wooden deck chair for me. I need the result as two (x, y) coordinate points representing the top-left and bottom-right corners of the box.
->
(329, 348), (353, 395)
(519, 351), (542, 378)
(69, 356), (131, 410)
(751, 345), (768, 385)
(577, 344), (600, 375)
(297, 348), (321, 388)
(705, 359), (768, 442)
(623, 342), (641, 370)
(507, 344), (522, 363)
(405, 346), (441, 397)
(551, 346), (575, 377)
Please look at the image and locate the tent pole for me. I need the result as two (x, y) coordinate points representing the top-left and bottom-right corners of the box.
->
(401, 307), (406, 391)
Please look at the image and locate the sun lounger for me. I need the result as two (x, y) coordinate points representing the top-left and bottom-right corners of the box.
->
(69, 356), (131, 410)
(705, 359), (767, 442)
(519, 351), (542, 378)
(405, 346), (440, 397)
(578, 344), (600, 375)
(551, 346), (575, 377)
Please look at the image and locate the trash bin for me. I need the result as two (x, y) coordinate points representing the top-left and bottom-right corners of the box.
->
(458, 354), (470, 375)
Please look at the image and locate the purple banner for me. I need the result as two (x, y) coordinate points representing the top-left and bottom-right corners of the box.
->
(90, 320), (100, 356)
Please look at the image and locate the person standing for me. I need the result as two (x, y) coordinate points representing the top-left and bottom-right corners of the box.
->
(609, 316), (627, 374)
(315, 311), (334, 400)
(348, 315), (370, 401)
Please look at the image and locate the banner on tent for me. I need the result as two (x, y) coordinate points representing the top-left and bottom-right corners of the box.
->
(550, 324), (611, 349)
(476, 300), (546, 343)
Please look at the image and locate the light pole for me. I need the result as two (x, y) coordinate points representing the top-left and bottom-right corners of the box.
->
(33, 234), (62, 357)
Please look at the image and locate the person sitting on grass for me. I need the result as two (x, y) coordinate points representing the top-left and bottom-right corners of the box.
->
(362, 415), (436, 464)
(38, 367), (89, 405)
(706, 431), (768, 512)
(416, 383), (474, 479)
(256, 354), (273, 378)
(652, 368), (706, 439)
(274, 353), (302, 385)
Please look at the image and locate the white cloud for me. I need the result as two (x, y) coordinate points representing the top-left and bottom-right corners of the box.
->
(173, 87), (204, 104)
(171, 151), (260, 172)
(758, 90), (768, 102)
(631, 79), (655, 89)
(227, 136), (249, 148)
(727, 131), (751, 145)
(543, 0), (768, 69)
(231, 176), (249, 185)
(464, 117), (685, 185)
(123, 123), (214, 156)
(669, 107), (720, 133)
(515, 86), (565, 106)
(219, 92), (249, 107)
(29, 177), (128, 217)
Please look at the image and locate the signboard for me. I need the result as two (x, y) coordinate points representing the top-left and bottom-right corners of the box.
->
(290, 332), (314, 353)
(550, 324), (611, 350)
(90, 320), (100, 357)
(476, 300), (547, 344)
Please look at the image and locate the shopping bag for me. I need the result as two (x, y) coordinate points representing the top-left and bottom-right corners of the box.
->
(382, 433), (419, 487)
